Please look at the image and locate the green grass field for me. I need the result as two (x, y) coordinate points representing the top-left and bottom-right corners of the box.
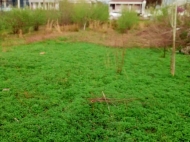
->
(0, 40), (190, 141)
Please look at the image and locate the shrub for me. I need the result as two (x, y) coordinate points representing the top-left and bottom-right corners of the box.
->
(117, 10), (139, 33)
(71, 0), (92, 30)
(30, 9), (47, 31)
(71, 1), (108, 30)
(4, 9), (32, 34)
(0, 13), (8, 32)
(59, 0), (74, 25)
(90, 3), (109, 22)
(45, 10), (61, 22)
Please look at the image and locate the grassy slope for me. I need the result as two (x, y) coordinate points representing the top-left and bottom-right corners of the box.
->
(0, 40), (190, 141)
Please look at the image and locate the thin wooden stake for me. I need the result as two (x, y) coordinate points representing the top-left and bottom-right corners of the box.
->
(171, 3), (177, 76)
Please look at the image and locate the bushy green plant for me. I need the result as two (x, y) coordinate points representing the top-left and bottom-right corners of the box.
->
(45, 10), (61, 21)
(72, 0), (92, 30)
(0, 13), (8, 32)
(30, 10), (47, 31)
(4, 8), (33, 34)
(1, 8), (60, 34)
(71, 1), (109, 30)
(59, 0), (74, 25)
(90, 3), (109, 22)
(117, 10), (139, 33)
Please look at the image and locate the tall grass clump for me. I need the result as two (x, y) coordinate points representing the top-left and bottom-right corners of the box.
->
(117, 10), (139, 33)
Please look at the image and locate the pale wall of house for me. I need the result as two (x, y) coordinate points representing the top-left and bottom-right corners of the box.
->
(28, 0), (59, 10)
(109, 4), (142, 13)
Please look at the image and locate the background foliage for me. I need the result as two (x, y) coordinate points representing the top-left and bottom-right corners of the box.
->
(117, 10), (139, 33)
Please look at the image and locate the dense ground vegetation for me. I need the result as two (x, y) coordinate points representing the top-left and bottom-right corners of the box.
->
(0, 41), (190, 141)
(0, 1), (190, 141)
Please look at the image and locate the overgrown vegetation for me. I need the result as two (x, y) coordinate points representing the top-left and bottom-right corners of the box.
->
(71, 0), (109, 30)
(59, 0), (74, 25)
(117, 10), (139, 33)
(0, 9), (49, 34)
(30, 9), (48, 31)
(72, 1), (92, 30)
(0, 41), (190, 141)
(0, 0), (109, 34)
(3, 9), (32, 34)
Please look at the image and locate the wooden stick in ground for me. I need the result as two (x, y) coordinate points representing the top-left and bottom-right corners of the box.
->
(102, 91), (110, 114)
(171, 3), (177, 76)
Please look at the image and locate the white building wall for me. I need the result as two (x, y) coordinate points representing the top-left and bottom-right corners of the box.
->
(28, 0), (59, 9)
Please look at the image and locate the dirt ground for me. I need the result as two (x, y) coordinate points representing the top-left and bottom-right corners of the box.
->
(1, 23), (175, 48)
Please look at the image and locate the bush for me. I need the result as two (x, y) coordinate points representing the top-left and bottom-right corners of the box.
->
(30, 10), (47, 31)
(4, 9), (32, 34)
(45, 10), (61, 22)
(117, 10), (139, 33)
(59, 0), (74, 25)
(71, 0), (92, 29)
(0, 13), (8, 32)
(71, 1), (109, 30)
(1, 8), (59, 34)
(90, 3), (109, 22)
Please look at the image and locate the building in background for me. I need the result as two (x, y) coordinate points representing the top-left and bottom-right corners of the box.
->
(162, 0), (190, 6)
(109, 0), (146, 14)
(0, 0), (28, 9)
(0, 0), (59, 10)
(28, 0), (59, 10)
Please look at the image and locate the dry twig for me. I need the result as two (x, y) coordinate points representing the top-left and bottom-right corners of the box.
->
(102, 91), (110, 114)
